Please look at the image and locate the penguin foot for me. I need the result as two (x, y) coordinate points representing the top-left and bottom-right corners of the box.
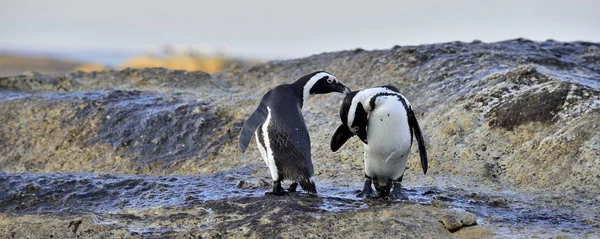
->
(265, 191), (288, 196)
(356, 178), (376, 198)
(265, 180), (287, 196)
(388, 190), (409, 200)
(388, 181), (408, 200)
(287, 182), (298, 192)
(356, 189), (376, 198)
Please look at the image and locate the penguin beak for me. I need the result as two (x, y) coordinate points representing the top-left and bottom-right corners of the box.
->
(332, 83), (351, 94)
(336, 85), (351, 94)
(343, 86), (351, 94)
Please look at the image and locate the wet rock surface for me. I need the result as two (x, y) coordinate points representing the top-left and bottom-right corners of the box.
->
(1, 171), (598, 238)
(1, 39), (599, 238)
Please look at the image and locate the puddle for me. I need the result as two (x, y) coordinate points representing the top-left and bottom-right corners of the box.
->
(1, 170), (597, 236)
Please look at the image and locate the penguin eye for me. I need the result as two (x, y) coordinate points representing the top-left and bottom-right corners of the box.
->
(327, 78), (334, 84)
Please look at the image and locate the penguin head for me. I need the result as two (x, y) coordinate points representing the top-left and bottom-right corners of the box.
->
(300, 71), (351, 98)
(373, 178), (393, 196)
(331, 90), (369, 152)
(350, 102), (369, 144)
(341, 92), (368, 144)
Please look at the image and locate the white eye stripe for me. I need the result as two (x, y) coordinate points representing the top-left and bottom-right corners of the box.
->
(327, 77), (339, 84)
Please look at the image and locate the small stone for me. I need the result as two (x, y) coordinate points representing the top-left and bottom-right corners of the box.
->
(224, 174), (235, 181)
(185, 195), (198, 201)
(457, 210), (477, 226)
(258, 178), (271, 188)
(440, 208), (477, 232)
(24, 183), (40, 193)
(236, 180), (248, 188)
(440, 214), (462, 232)
(487, 198), (508, 207)
(551, 235), (571, 239)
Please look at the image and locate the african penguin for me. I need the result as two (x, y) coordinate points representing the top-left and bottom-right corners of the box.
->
(239, 71), (350, 195)
(330, 85), (428, 199)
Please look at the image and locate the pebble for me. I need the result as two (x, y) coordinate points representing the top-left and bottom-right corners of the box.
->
(551, 235), (571, 239)
(258, 178), (271, 188)
(440, 208), (477, 232)
(236, 180), (248, 188)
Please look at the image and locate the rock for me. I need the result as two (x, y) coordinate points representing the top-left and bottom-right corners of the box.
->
(2, 39), (597, 193)
(551, 235), (571, 239)
(440, 214), (463, 232)
(235, 180), (248, 188)
(0, 38), (599, 238)
(440, 208), (477, 232)
(258, 178), (271, 188)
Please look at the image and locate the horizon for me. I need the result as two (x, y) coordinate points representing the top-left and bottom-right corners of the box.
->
(1, 37), (597, 66)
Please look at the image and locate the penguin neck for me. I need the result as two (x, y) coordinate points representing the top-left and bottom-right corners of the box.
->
(291, 77), (314, 108)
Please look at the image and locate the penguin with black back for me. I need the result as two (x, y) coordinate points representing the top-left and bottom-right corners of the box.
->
(239, 71), (351, 195)
(330, 85), (428, 199)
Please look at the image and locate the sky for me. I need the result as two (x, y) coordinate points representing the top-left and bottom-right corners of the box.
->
(0, 0), (599, 63)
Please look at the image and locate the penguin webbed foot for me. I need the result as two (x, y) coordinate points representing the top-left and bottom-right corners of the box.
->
(265, 189), (288, 196)
(265, 181), (301, 196)
(388, 190), (408, 200)
(265, 180), (288, 196)
(265, 191), (288, 196)
(356, 178), (376, 198)
(388, 181), (408, 200)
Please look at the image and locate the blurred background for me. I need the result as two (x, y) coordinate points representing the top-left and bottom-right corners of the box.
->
(1, 0), (598, 76)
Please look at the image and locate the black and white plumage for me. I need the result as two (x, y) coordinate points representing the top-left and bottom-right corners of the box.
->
(239, 71), (350, 195)
(331, 86), (428, 199)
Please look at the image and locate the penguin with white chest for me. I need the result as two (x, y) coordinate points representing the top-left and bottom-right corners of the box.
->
(331, 86), (428, 199)
(239, 71), (350, 195)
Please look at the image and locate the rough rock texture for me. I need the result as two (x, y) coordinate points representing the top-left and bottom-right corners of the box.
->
(1, 39), (599, 238)
(440, 208), (478, 232)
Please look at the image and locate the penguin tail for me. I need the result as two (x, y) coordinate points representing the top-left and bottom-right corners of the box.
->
(299, 177), (317, 194)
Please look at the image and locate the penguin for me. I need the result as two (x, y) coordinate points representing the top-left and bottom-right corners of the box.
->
(239, 71), (350, 195)
(330, 85), (428, 199)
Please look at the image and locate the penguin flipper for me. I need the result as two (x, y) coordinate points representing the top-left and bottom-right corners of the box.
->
(408, 107), (428, 174)
(239, 102), (269, 153)
(331, 124), (354, 152)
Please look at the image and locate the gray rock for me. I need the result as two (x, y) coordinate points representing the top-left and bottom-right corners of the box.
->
(0, 39), (599, 238)
(440, 208), (477, 232)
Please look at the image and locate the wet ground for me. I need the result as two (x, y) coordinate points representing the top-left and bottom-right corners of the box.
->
(1, 169), (598, 238)
(1, 39), (599, 238)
